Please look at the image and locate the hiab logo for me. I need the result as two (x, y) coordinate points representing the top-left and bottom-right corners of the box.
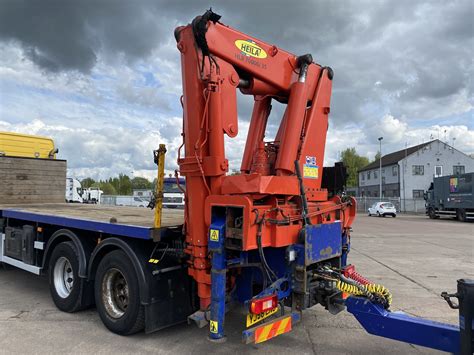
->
(235, 39), (267, 59)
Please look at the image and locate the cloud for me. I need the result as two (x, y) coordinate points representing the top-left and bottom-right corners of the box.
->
(0, 0), (174, 73)
(0, 0), (472, 180)
(0, 118), (182, 180)
(366, 114), (408, 144)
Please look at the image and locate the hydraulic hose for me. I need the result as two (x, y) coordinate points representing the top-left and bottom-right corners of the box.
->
(336, 275), (393, 309)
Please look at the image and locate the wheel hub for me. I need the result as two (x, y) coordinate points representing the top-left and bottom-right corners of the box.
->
(53, 256), (74, 298)
(102, 268), (129, 319)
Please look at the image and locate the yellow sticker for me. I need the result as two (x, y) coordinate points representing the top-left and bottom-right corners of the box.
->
(235, 39), (267, 59)
(303, 164), (318, 179)
(246, 307), (278, 327)
(210, 320), (218, 333)
(210, 229), (219, 241)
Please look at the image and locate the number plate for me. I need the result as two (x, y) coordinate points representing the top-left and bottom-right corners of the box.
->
(246, 307), (278, 327)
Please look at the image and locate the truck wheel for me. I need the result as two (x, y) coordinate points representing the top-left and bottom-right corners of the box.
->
(94, 250), (144, 335)
(428, 208), (436, 219)
(49, 241), (87, 313)
(457, 209), (467, 222)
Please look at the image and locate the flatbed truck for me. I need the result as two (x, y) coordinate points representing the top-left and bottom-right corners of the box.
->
(0, 204), (191, 334)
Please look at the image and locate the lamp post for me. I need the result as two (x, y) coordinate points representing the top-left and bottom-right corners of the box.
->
(378, 137), (383, 199)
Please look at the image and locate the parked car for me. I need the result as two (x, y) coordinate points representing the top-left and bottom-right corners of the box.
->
(368, 202), (397, 217)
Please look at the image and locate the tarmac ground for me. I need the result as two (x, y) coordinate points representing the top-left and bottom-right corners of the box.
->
(0, 214), (472, 354)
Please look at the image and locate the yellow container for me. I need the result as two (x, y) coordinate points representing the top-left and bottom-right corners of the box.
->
(0, 131), (57, 159)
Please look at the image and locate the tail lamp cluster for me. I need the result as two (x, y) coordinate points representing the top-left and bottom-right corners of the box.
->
(249, 294), (278, 314)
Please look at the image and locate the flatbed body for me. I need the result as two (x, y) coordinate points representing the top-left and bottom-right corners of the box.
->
(0, 203), (184, 240)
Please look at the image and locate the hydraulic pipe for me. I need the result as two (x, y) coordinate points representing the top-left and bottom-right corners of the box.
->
(241, 97), (272, 173)
(208, 77), (225, 194)
(275, 59), (311, 175)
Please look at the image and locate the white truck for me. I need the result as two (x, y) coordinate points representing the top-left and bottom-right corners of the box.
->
(82, 187), (103, 204)
(163, 177), (185, 208)
(65, 178), (83, 203)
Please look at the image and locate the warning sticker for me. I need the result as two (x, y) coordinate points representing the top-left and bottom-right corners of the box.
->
(210, 229), (219, 241)
(303, 164), (319, 179)
(210, 320), (218, 333)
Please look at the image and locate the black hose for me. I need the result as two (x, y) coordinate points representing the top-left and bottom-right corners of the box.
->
(253, 209), (279, 284)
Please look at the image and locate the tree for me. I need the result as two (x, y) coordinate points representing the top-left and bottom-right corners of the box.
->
(131, 177), (152, 190)
(81, 177), (96, 188)
(341, 148), (370, 187)
(98, 182), (117, 195)
(109, 174), (132, 195)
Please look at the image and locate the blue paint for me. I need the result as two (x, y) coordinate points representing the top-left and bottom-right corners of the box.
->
(304, 222), (342, 264)
(234, 264), (255, 303)
(292, 244), (305, 266)
(208, 216), (227, 340)
(234, 248), (292, 304)
(263, 247), (289, 277)
(253, 276), (291, 302)
(292, 222), (342, 266)
(346, 297), (460, 353)
(1, 209), (153, 240)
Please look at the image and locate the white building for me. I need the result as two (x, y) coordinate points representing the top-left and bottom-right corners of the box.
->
(358, 139), (474, 199)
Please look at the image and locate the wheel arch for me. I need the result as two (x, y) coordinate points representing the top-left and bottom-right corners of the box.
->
(43, 229), (92, 278)
(88, 237), (150, 305)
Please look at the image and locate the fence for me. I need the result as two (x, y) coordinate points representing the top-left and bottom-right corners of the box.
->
(100, 195), (149, 207)
(354, 197), (426, 213)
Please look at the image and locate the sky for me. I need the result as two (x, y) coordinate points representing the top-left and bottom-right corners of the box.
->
(0, 0), (472, 181)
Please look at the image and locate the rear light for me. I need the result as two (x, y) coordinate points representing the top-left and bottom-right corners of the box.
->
(250, 294), (278, 314)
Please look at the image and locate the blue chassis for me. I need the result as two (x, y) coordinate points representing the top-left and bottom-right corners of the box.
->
(0, 209), (154, 240)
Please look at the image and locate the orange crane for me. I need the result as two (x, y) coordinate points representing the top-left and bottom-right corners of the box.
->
(175, 9), (358, 342)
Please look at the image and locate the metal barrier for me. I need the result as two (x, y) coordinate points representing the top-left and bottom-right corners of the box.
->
(354, 197), (427, 213)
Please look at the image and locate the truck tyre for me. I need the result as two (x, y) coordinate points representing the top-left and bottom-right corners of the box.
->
(49, 241), (88, 313)
(457, 209), (467, 222)
(428, 208), (436, 219)
(94, 250), (145, 335)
